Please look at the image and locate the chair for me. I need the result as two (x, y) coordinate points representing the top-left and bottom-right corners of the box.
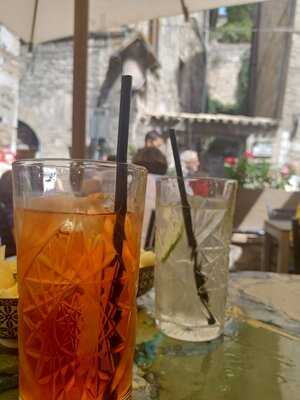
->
(292, 218), (300, 274)
(233, 187), (300, 272)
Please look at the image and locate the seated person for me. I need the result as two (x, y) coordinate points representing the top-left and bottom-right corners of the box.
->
(0, 171), (16, 257)
(180, 150), (200, 177)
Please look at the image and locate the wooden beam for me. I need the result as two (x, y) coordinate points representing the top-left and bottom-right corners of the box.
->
(148, 19), (160, 55)
(72, 0), (89, 159)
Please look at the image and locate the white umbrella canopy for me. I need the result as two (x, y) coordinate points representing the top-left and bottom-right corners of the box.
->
(0, 0), (269, 157)
(0, 0), (267, 44)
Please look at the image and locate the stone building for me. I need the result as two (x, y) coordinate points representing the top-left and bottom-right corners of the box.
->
(250, 0), (300, 165)
(145, 111), (277, 175)
(208, 42), (249, 106)
(0, 25), (19, 151)
(18, 14), (207, 158)
(0, 5), (290, 163)
(19, 32), (125, 157)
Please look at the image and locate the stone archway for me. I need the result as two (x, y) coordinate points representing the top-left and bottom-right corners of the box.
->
(17, 120), (40, 158)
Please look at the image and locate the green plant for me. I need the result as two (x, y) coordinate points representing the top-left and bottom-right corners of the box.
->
(207, 98), (237, 114)
(224, 153), (271, 189)
(215, 20), (252, 43)
(227, 5), (255, 23)
(214, 5), (255, 44)
(224, 154), (293, 189)
(226, 159), (272, 188)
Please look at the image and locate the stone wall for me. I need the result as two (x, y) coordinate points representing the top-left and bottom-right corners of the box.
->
(134, 14), (206, 149)
(280, 0), (300, 161)
(208, 42), (249, 106)
(19, 14), (208, 157)
(19, 35), (124, 157)
(250, 0), (300, 164)
(0, 25), (19, 150)
(18, 12), (258, 159)
(251, 0), (294, 119)
(155, 14), (206, 114)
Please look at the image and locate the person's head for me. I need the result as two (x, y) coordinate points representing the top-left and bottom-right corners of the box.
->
(132, 147), (168, 175)
(144, 130), (164, 149)
(180, 150), (200, 175)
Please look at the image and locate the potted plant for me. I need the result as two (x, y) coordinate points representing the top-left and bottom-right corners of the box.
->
(224, 153), (300, 232)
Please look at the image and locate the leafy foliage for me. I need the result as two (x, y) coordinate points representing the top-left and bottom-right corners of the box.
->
(216, 20), (252, 43)
(225, 156), (271, 188)
(207, 98), (237, 115)
(215, 5), (254, 44)
(224, 154), (291, 189)
(227, 5), (255, 23)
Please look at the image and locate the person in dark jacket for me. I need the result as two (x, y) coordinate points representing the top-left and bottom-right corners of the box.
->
(0, 170), (16, 257)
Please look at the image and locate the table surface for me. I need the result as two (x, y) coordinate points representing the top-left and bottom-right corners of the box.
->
(0, 272), (299, 400)
(265, 219), (292, 232)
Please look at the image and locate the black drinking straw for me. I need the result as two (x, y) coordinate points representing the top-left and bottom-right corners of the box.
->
(102, 76), (132, 398)
(169, 129), (215, 325)
(110, 75), (132, 300)
(113, 75), (132, 253)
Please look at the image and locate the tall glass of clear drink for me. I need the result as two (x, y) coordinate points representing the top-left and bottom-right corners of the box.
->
(13, 159), (147, 400)
(155, 177), (237, 342)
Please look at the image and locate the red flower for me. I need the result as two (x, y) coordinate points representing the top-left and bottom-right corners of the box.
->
(224, 157), (237, 166)
(244, 151), (254, 159)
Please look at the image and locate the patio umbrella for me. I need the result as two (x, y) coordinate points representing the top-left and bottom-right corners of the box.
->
(0, 0), (269, 158)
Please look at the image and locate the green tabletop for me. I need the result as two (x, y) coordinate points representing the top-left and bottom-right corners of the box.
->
(135, 307), (300, 400)
(1, 272), (300, 400)
(134, 272), (300, 400)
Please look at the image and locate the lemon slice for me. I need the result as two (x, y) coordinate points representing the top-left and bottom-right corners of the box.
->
(0, 246), (5, 261)
(160, 224), (184, 263)
(140, 251), (155, 268)
(0, 283), (18, 299)
(0, 261), (15, 290)
(5, 260), (17, 275)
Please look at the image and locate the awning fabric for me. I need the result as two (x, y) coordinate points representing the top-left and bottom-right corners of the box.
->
(0, 0), (268, 44)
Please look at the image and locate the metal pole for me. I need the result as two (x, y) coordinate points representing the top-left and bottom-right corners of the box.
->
(29, 0), (39, 52)
(72, 0), (89, 158)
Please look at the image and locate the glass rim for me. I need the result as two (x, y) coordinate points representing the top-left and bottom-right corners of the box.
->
(13, 158), (148, 174)
(157, 175), (237, 184)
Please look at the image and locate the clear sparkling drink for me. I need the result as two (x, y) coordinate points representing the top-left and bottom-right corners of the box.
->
(155, 178), (236, 342)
